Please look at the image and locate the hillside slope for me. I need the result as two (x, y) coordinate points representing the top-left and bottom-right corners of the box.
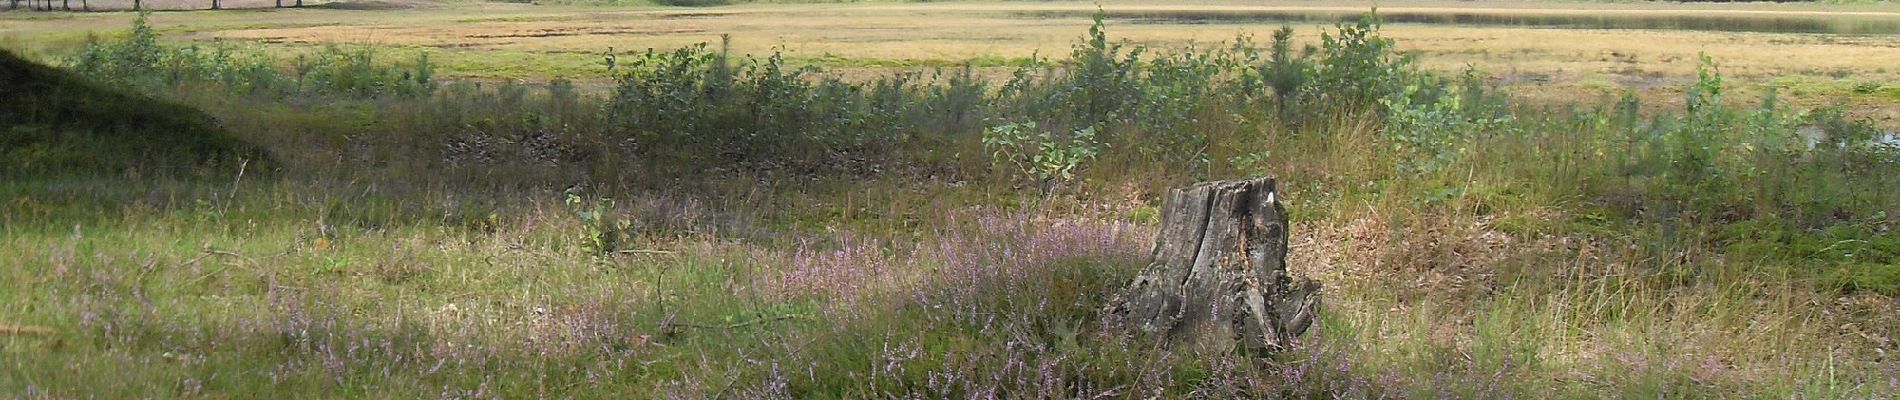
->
(0, 49), (271, 176)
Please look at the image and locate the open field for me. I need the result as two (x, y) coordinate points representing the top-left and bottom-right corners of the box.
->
(4, 1), (1900, 398)
(8, 0), (1900, 123)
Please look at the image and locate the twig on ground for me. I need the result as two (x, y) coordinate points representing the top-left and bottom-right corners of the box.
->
(664, 315), (804, 331)
(225, 159), (248, 213)
(0, 325), (55, 335)
(184, 249), (260, 285)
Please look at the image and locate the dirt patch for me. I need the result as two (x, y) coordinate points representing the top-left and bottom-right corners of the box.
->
(310, 0), (438, 10)
(465, 27), (703, 39)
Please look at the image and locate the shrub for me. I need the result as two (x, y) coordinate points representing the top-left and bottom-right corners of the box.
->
(1381, 69), (1517, 175)
(294, 46), (437, 98)
(1259, 26), (1314, 122)
(68, 13), (436, 100)
(605, 40), (984, 175)
(1314, 11), (1412, 111)
(981, 121), (1102, 193)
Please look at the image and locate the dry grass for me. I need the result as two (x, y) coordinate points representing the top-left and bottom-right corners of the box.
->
(7, 0), (1898, 122)
(4, 1), (1898, 396)
(198, 4), (1900, 80)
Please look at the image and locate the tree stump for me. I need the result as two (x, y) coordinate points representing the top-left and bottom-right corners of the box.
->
(1102, 177), (1320, 353)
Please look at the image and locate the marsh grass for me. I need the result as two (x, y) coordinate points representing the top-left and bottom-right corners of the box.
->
(1028, 8), (1900, 35)
(3, 9), (1898, 398)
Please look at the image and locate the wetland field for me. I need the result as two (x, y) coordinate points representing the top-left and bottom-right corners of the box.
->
(3, 0), (1899, 398)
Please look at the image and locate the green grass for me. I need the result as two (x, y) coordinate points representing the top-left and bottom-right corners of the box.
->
(3, 9), (1899, 399)
(0, 48), (270, 176)
(1775, 76), (1900, 103)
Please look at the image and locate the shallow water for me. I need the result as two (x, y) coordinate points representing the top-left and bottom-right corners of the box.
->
(1015, 10), (1900, 35)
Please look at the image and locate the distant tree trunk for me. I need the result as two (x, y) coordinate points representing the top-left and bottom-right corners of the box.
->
(275, 0), (281, 7)
(295, 0), (302, 7)
(1101, 177), (1321, 354)
(60, 0), (66, 10)
(211, 0), (219, 9)
(132, 0), (140, 10)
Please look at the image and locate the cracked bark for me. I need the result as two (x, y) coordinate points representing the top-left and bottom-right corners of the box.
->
(1102, 177), (1320, 353)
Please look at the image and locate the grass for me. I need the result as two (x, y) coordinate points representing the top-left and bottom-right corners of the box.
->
(3, 2), (1900, 398)
(0, 48), (268, 175)
(6, 1), (1897, 123)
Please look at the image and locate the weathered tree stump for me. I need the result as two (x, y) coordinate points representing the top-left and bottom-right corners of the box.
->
(1103, 177), (1320, 353)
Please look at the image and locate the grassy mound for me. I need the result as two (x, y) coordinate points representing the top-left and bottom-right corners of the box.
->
(0, 49), (271, 176)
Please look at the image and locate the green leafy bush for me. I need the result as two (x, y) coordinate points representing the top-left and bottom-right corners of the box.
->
(1258, 26), (1314, 122)
(294, 46), (437, 98)
(980, 121), (1102, 192)
(1314, 11), (1413, 110)
(68, 13), (436, 100)
(605, 40), (985, 175)
(1381, 70), (1517, 175)
(564, 188), (632, 254)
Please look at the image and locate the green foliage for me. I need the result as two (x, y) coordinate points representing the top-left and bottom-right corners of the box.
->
(1719, 218), (1899, 295)
(1577, 55), (1900, 227)
(980, 121), (1102, 192)
(578, 10), (1425, 181)
(1824, 263), (1900, 296)
(1066, 12), (1146, 127)
(65, 13), (164, 85)
(990, 14), (1139, 144)
(294, 46), (438, 98)
(1808, 106), (1900, 165)
(1260, 26), (1314, 121)
(7, 7), (1900, 399)
(605, 40), (983, 175)
(68, 14), (287, 95)
(563, 188), (632, 254)
(1315, 10), (1412, 110)
(1662, 54), (1731, 195)
(1381, 69), (1516, 175)
(1131, 42), (1229, 172)
(68, 13), (437, 100)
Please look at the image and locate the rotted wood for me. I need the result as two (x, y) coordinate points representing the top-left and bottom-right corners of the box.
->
(1102, 176), (1320, 353)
